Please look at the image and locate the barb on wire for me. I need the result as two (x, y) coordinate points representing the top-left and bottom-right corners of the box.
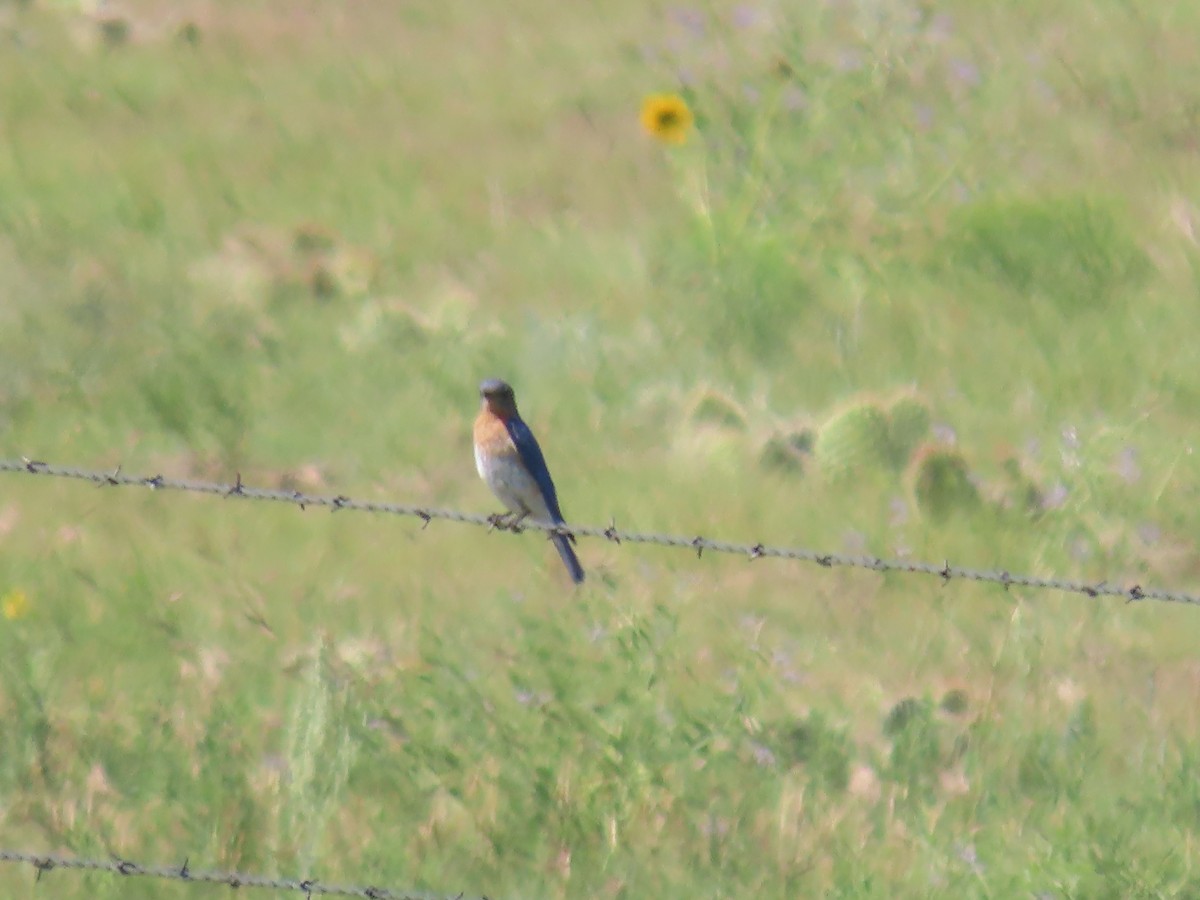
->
(0, 848), (476, 899)
(1, 457), (1197, 607)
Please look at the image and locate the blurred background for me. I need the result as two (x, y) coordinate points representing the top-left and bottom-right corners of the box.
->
(3, 1), (1200, 896)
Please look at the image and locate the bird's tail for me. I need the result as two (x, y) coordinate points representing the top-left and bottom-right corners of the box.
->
(551, 531), (585, 585)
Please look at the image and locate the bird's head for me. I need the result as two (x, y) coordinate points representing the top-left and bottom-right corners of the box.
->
(479, 378), (518, 418)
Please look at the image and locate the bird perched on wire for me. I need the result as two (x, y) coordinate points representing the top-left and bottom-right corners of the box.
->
(473, 378), (585, 584)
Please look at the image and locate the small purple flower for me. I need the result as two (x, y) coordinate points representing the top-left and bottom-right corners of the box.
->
(890, 497), (909, 526)
(668, 7), (707, 38)
(1137, 523), (1162, 546)
(957, 843), (984, 873)
(948, 58), (981, 88)
(842, 530), (868, 554)
(926, 13), (954, 41)
(914, 103), (936, 130)
(1041, 482), (1069, 510)
(740, 613), (767, 633)
(1033, 79), (1057, 103)
(782, 87), (809, 112)
(836, 48), (864, 72)
(516, 688), (551, 708)
(731, 5), (762, 29)
(701, 815), (731, 837)
(750, 742), (776, 767)
(720, 669), (741, 692)
(932, 423), (958, 445)
(1114, 446), (1141, 484)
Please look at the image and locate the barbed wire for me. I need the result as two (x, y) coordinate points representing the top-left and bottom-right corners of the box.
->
(1, 456), (1197, 606)
(0, 848), (479, 899)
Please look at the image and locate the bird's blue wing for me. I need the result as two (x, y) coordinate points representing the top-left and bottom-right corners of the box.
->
(504, 416), (566, 522)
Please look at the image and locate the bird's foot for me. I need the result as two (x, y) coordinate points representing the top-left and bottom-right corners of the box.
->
(548, 522), (577, 544)
(487, 511), (528, 533)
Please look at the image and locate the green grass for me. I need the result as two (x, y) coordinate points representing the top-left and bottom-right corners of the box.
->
(3, 0), (1200, 896)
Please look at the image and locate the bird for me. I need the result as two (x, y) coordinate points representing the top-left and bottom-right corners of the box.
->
(473, 378), (585, 584)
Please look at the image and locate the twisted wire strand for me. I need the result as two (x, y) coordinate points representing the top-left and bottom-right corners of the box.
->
(0, 848), (475, 899)
(1, 457), (1194, 606)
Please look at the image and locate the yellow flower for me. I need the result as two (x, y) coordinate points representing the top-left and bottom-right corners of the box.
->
(2, 588), (29, 620)
(640, 93), (693, 145)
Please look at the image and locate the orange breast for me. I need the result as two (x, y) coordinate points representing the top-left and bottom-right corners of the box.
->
(473, 410), (517, 457)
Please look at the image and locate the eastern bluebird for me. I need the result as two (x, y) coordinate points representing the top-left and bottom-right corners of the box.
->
(473, 378), (585, 584)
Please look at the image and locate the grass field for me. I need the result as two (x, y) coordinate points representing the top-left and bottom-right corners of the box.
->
(3, 1), (1200, 897)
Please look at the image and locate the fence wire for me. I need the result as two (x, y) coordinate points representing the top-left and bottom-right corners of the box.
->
(1, 457), (1197, 606)
(0, 848), (477, 899)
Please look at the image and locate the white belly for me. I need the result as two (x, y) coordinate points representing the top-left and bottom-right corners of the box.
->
(476, 448), (552, 521)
